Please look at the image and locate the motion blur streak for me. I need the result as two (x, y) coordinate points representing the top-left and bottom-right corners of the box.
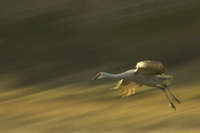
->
(0, 0), (200, 133)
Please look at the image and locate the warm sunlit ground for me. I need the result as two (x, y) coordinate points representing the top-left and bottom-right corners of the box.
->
(1, 0), (200, 132)
(0, 60), (200, 133)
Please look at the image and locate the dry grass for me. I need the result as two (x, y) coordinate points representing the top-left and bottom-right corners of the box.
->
(0, 61), (200, 133)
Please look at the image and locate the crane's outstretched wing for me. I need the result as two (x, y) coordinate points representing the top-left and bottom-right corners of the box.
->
(112, 79), (137, 97)
(135, 60), (165, 75)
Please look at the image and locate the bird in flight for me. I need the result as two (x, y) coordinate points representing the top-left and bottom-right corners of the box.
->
(93, 60), (180, 110)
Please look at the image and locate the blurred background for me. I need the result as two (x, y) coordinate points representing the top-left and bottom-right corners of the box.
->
(0, 0), (200, 133)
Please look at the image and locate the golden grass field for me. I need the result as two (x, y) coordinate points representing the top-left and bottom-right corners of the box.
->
(0, 60), (200, 133)
(1, 1), (200, 132)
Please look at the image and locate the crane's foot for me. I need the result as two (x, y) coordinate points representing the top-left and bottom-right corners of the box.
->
(169, 102), (176, 110)
(119, 88), (135, 97)
(118, 88), (127, 97)
(173, 97), (181, 104)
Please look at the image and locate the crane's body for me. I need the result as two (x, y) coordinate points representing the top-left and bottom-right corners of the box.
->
(97, 70), (172, 87)
(93, 60), (180, 110)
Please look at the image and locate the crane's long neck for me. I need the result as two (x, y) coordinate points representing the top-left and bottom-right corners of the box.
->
(102, 69), (136, 79)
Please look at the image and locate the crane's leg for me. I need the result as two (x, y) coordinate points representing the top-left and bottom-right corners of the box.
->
(166, 87), (181, 104)
(160, 87), (176, 110)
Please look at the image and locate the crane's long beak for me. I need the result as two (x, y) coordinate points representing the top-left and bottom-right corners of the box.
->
(92, 75), (98, 80)
(92, 73), (101, 80)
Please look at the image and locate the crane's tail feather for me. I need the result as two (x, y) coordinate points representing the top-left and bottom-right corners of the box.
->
(165, 75), (173, 86)
(157, 74), (173, 86)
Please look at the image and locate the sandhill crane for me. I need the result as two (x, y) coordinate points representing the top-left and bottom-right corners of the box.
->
(93, 60), (180, 110)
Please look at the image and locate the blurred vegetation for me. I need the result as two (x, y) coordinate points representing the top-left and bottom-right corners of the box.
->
(0, 0), (200, 132)
(0, 0), (200, 84)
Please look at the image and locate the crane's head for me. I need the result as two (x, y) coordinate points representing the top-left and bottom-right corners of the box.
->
(93, 72), (106, 80)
